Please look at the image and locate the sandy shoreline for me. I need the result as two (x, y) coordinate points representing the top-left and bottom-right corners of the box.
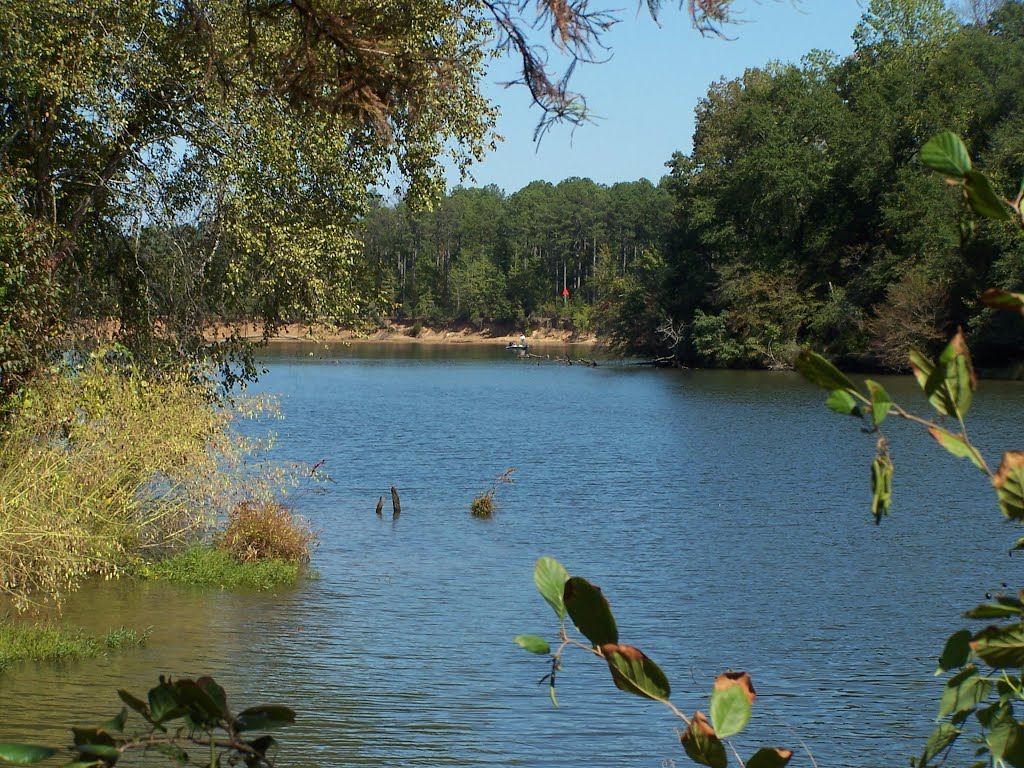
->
(215, 322), (600, 348)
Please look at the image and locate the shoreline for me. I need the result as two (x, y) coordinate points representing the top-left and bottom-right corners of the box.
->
(217, 322), (601, 348)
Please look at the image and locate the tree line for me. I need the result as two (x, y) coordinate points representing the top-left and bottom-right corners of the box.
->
(359, 0), (1024, 371)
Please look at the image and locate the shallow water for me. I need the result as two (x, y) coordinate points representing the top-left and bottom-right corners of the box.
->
(2, 344), (1022, 767)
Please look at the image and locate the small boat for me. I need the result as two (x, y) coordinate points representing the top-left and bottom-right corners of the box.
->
(505, 342), (528, 350)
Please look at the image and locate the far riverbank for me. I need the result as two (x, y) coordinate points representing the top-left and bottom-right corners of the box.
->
(219, 321), (601, 348)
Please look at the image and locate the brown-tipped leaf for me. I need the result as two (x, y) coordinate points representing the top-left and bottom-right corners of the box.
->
(681, 712), (727, 768)
(747, 748), (793, 768)
(533, 557), (569, 621)
(564, 576), (618, 646)
(862, 380), (890, 427)
(600, 643), (670, 701)
(920, 723), (960, 766)
(710, 673), (754, 738)
(794, 350), (856, 393)
(970, 624), (1024, 668)
(982, 289), (1024, 316)
(994, 452), (1024, 521)
(928, 427), (986, 473)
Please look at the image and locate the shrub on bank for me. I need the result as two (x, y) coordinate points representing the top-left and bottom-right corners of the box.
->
(218, 501), (315, 563)
(0, 356), (294, 611)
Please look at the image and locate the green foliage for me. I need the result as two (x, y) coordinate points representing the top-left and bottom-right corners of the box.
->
(0, 621), (147, 671)
(0, 356), (301, 610)
(0, 676), (294, 767)
(141, 546), (301, 592)
(798, 131), (1024, 766)
(515, 557), (790, 767)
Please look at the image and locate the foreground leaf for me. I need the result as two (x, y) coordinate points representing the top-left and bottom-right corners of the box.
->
(710, 673), (755, 739)
(937, 666), (990, 721)
(920, 132), (971, 178)
(681, 712), (727, 768)
(513, 634), (550, 654)
(600, 643), (670, 701)
(865, 380), (891, 427)
(871, 439), (894, 523)
(533, 557), (570, 621)
(234, 705), (296, 732)
(994, 453), (1024, 521)
(982, 289), (1024, 316)
(927, 427), (986, 473)
(747, 748), (793, 768)
(0, 744), (58, 764)
(919, 723), (960, 766)
(826, 389), (861, 418)
(794, 350), (856, 393)
(965, 171), (1014, 221)
(936, 630), (972, 673)
(564, 577), (618, 646)
(970, 624), (1024, 668)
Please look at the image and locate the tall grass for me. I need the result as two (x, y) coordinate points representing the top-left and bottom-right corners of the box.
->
(0, 357), (297, 611)
(0, 619), (148, 670)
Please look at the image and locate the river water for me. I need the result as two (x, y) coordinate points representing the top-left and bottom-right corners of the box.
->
(1, 343), (1022, 767)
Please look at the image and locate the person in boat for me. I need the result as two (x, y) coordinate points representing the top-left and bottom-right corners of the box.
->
(519, 334), (527, 347)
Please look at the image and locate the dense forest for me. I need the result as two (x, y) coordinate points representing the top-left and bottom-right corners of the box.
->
(359, 0), (1024, 370)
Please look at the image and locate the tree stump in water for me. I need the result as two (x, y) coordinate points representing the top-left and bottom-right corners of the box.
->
(375, 496), (383, 516)
(391, 486), (401, 518)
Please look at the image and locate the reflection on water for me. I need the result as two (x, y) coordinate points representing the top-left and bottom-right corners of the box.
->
(1, 345), (1022, 767)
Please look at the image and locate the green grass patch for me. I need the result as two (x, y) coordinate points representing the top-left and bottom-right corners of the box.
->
(0, 620), (148, 670)
(143, 545), (300, 590)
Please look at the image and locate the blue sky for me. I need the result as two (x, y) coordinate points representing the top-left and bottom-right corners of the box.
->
(452, 0), (870, 193)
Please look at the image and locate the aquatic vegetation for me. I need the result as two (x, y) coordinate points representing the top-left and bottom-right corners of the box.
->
(142, 546), (301, 591)
(470, 468), (515, 519)
(0, 620), (147, 670)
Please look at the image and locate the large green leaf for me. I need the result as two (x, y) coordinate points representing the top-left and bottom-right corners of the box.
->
(919, 723), (960, 766)
(533, 557), (569, 621)
(970, 624), (1024, 668)
(938, 666), (991, 720)
(100, 708), (128, 734)
(117, 690), (150, 721)
(994, 453), (1024, 521)
(600, 643), (670, 702)
(147, 678), (181, 724)
(920, 132), (971, 178)
(172, 679), (224, 726)
(936, 630), (972, 673)
(234, 705), (296, 732)
(746, 748), (793, 768)
(965, 171), (1014, 221)
(709, 674), (753, 739)
(825, 390), (861, 419)
(681, 713), (727, 768)
(927, 427), (986, 473)
(794, 350), (856, 393)
(513, 634), (550, 655)
(564, 577), (618, 646)
(0, 744), (58, 765)
(196, 677), (228, 720)
(865, 380), (891, 428)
